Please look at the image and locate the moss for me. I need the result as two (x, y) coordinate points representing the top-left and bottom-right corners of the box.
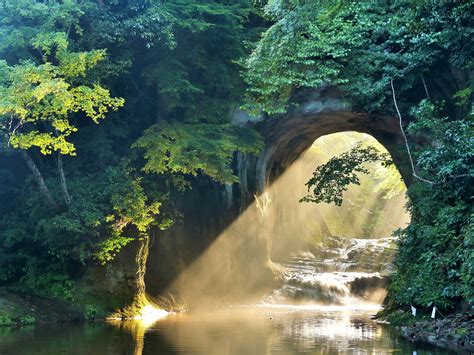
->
(0, 315), (14, 327)
(456, 327), (468, 336)
(107, 292), (149, 320)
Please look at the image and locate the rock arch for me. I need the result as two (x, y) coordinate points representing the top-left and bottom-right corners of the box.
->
(238, 87), (410, 200)
(145, 87), (411, 301)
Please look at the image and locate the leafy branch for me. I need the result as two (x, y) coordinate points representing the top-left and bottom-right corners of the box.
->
(300, 143), (391, 206)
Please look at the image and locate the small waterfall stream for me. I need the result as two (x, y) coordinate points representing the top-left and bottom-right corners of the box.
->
(263, 236), (397, 306)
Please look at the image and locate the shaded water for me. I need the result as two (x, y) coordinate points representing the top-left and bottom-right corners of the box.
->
(0, 307), (450, 354)
(0, 241), (449, 354)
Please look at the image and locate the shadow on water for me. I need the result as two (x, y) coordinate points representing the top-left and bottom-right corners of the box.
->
(0, 308), (454, 354)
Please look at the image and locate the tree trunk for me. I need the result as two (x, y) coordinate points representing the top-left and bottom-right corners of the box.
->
(21, 151), (59, 211)
(57, 154), (72, 206)
(135, 234), (150, 296)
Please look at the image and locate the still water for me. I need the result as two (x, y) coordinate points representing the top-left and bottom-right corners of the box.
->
(0, 305), (450, 354)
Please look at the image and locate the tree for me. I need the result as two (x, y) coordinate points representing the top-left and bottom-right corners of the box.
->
(134, 121), (262, 184)
(0, 32), (124, 207)
(242, 0), (473, 114)
(0, 0), (264, 302)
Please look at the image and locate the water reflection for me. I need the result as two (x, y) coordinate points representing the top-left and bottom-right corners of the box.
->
(144, 307), (396, 354)
(0, 307), (451, 354)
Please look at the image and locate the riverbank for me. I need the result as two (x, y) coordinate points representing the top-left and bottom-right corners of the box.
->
(0, 288), (164, 327)
(378, 309), (473, 353)
(0, 305), (458, 354)
(0, 289), (83, 326)
(400, 313), (473, 353)
(2, 287), (472, 354)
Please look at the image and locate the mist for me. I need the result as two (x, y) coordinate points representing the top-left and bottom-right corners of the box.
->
(150, 132), (409, 310)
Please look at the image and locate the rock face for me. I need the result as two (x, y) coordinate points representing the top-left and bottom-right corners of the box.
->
(245, 86), (411, 191)
(79, 239), (146, 312)
(144, 87), (410, 305)
(400, 314), (474, 353)
(144, 178), (242, 299)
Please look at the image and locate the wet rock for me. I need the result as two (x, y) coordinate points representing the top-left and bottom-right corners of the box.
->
(397, 313), (474, 353)
(263, 238), (394, 305)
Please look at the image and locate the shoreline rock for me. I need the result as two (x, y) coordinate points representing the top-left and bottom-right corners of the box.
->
(398, 313), (474, 353)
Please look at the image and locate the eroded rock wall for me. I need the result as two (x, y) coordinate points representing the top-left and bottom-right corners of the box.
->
(144, 87), (410, 305)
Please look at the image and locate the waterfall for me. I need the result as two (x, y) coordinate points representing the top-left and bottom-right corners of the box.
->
(262, 236), (396, 306)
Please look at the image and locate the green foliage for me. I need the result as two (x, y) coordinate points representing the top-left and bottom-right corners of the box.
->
(0, 0), (470, 317)
(244, 0), (473, 313)
(300, 100), (472, 311)
(0, 0), (85, 62)
(22, 270), (75, 301)
(242, 0), (473, 114)
(0, 0), (263, 301)
(0, 315), (14, 327)
(0, 164), (166, 278)
(84, 304), (104, 321)
(389, 101), (473, 310)
(408, 101), (473, 184)
(301, 143), (390, 206)
(134, 121), (263, 184)
(453, 88), (472, 107)
(95, 167), (164, 264)
(0, 33), (124, 155)
(242, 0), (352, 114)
(19, 315), (36, 325)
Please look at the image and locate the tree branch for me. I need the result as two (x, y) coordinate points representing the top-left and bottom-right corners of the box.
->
(57, 154), (72, 206)
(390, 79), (436, 185)
(22, 151), (59, 210)
(420, 73), (431, 100)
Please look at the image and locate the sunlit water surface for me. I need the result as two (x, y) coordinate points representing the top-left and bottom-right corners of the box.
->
(0, 306), (450, 354)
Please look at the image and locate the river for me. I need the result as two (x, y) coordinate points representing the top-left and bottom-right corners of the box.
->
(0, 238), (453, 354)
(0, 305), (450, 354)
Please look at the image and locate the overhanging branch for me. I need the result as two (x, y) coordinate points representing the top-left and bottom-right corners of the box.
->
(390, 79), (436, 185)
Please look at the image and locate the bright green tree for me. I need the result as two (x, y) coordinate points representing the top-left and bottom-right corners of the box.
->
(0, 32), (124, 208)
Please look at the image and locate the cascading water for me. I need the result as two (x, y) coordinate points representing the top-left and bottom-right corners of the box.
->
(146, 132), (408, 312)
(262, 236), (397, 306)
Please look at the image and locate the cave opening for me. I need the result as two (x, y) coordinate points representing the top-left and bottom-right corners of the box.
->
(267, 131), (409, 262)
(147, 131), (410, 310)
